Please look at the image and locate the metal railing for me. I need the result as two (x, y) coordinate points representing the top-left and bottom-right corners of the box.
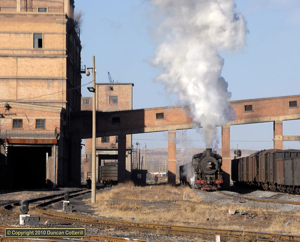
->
(0, 130), (57, 139)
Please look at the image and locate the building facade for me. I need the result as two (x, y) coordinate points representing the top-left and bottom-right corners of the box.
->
(0, 0), (82, 189)
(82, 83), (134, 183)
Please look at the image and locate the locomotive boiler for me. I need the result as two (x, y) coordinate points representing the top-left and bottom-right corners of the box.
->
(180, 148), (223, 190)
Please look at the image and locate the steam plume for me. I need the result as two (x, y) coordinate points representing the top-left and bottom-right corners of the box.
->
(150, 0), (247, 149)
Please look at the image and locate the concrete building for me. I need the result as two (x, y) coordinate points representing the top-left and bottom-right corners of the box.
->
(0, 0), (83, 189)
(72, 95), (300, 187)
(81, 83), (134, 183)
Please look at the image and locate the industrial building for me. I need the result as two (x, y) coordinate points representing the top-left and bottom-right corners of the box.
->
(1, 1), (300, 190)
(0, 0), (83, 189)
(81, 83), (134, 183)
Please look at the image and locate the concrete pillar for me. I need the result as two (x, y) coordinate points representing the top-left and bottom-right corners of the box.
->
(222, 125), (231, 188)
(118, 134), (126, 182)
(96, 155), (99, 182)
(17, 0), (20, 12)
(168, 130), (176, 185)
(273, 121), (283, 149)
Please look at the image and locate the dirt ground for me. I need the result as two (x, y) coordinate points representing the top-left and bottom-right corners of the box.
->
(1, 182), (300, 241)
(82, 181), (300, 236)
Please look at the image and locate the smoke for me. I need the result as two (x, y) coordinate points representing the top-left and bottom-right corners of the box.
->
(150, 0), (247, 149)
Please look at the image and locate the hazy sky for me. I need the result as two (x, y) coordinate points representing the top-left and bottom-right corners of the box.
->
(76, 0), (300, 151)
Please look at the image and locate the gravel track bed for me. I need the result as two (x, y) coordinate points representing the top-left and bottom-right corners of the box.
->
(1, 185), (300, 241)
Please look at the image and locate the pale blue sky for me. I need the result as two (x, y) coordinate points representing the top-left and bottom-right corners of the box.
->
(76, 0), (300, 151)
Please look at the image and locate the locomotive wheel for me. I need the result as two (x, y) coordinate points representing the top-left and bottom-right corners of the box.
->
(295, 187), (300, 195)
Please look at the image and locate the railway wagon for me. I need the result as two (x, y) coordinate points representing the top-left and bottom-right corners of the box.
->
(231, 149), (300, 194)
(99, 164), (118, 186)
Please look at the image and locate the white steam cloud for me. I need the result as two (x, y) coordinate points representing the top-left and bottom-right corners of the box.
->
(150, 0), (247, 149)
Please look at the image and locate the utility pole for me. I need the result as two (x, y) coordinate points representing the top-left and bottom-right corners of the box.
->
(144, 144), (147, 170)
(91, 56), (96, 204)
(86, 56), (96, 204)
(136, 142), (139, 170)
(139, 149), (141, 170)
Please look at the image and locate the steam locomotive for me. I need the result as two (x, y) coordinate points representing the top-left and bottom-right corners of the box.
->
(180, 148), (223, 190)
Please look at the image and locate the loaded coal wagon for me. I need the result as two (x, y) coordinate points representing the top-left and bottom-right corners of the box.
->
(231, 149), (300, 194)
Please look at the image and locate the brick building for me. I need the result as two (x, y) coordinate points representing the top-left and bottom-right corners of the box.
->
(0, 0), (82, 189)
(81, 83), (134, 183)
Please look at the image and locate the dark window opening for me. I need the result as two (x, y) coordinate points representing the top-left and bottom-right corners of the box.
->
(83, 99), (90, 105)
(33, 33), (43, 48)
(86, 154), (91, 161)
(109, 86), (113, 91)
(244, 105), (253, 112)
(156, 112), (164, 119)
(112, 117), (120, 124)
(109, 96), (118, 105)
(36, 119), (45, 129)
(38, 8), (47, 12)
(101, 136), (110, 143)
(289, 101), (297, 108)
(115, 135), (118, 143)
(13, 119), (23, 128)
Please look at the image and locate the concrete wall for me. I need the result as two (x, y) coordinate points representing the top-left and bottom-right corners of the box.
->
(82, 83), (134, 183)
(73, 95), (300, 186)
(0, 0), (82, 188)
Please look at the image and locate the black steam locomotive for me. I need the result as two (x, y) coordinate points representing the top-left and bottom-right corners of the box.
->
(180, 148), (223, 190)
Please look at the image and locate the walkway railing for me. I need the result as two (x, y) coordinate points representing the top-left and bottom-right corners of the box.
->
(0, 130), (57, 139)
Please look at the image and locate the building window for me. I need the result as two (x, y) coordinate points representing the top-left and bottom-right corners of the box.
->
(109, 96), (118, 105)
(289, 101), (297, 108)
(108, 86), (113, 91)
(244, 105), (253, 112)
(36, 119), (45, 129)
(13, 119), (22, 128)
(115, 135), (118, 143)
(38, 8), (47, 12)
(156, 113), (164, 119)
(33, 33), (43, 48)
(83, 99), (90, 105)
(101, 136), (110, 143)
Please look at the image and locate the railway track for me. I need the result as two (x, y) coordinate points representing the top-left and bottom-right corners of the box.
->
(34, 208), (300, 241)
(2, 189), (89, 210)
(2, 188), (300, 241)
(0, 225), (150, 242)
(217, 190), (300, 205)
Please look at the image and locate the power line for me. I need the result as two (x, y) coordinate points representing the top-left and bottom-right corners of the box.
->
(133, 138), (273, 143)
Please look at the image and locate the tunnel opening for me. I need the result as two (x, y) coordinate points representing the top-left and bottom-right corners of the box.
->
(7, 146), (52, 189)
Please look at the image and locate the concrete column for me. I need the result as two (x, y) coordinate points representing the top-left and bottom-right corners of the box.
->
(125, 134), (132, 180)
(273, 121), (283, 149)
(118, 134), (126, 182)
(222, 125), (231, 188)
(168, 130), (176, 185)
(17, 0), (20, 12)
(96, 155), (99, 182)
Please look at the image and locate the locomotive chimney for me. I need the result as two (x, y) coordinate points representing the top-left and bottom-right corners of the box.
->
(205, 148), (212, 157)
